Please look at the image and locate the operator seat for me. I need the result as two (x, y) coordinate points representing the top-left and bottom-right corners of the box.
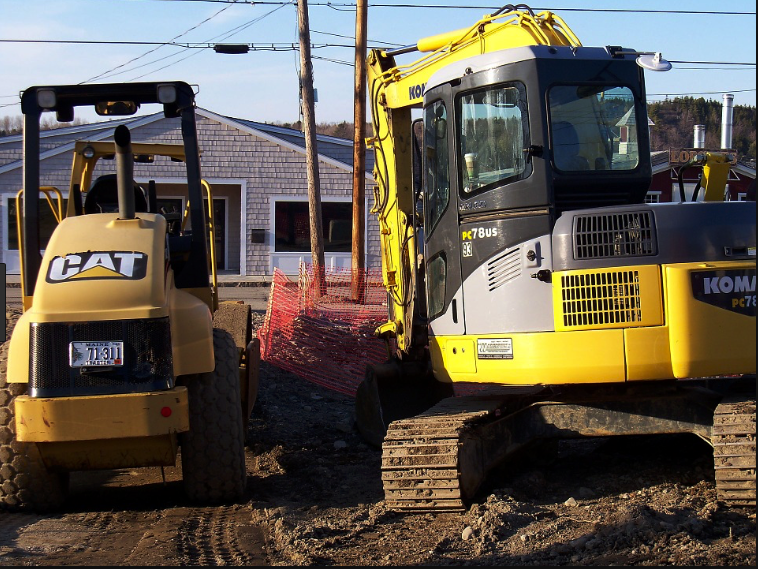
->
(552, 121), (590, 172)
(84, 174), (149, 215)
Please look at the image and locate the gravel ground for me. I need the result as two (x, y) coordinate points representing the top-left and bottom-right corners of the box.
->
(1, 306), (755, 566)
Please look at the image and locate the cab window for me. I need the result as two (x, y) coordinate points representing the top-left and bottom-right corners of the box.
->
(457, 83), (530, 195)
(549, 85), (639, 172)
(424, 100), (450, 234)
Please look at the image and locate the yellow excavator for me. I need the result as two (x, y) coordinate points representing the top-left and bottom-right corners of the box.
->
(355, 4), (756, 511)
(1, 82), (257, 512)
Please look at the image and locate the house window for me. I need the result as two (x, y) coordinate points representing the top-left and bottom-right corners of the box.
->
(156, 197), (184, 218)
(644, 191), (662, 204)
(274, 201), (352, 253)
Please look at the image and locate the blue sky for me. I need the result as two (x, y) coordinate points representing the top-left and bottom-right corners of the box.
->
(0, 0), (755, 125)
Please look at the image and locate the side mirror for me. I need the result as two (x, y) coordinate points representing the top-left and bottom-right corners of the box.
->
(95, 101), (140, 116)
(57, 106), (74, 123)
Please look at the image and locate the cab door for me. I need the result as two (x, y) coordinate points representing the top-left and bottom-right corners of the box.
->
(423, 94), (465, 338)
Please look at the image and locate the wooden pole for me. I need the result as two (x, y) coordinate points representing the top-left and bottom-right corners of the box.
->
(351, 0), (368, 302)
(297, 0), (326, 295)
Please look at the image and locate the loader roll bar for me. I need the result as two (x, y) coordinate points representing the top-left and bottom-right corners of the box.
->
(19, 81), (210, 299)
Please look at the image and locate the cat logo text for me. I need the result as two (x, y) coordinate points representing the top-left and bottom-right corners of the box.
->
(46, 251), (148, 283)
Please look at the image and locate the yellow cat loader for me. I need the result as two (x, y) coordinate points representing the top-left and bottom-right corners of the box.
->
(355, 5), (756, 511)
(1, 82), (258, 512)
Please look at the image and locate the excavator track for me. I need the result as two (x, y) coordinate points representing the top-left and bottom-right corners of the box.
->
(381, 396), (500, 512)
(380, 387), (556, 513)
(379, 382), (757, 512)
(712, 396), (756, 507)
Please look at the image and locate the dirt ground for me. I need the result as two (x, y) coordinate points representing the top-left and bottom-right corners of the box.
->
(1, 306), (755, 566)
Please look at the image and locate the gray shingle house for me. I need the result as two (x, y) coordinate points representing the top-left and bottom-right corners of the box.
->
(0, 109), (379, 277)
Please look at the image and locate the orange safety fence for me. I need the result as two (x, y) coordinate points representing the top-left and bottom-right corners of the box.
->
(257, 263), (391, 397)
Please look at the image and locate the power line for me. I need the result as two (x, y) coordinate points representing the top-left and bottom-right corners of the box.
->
(82, 0), (242, 83)
(311, 28), (401, 48)
(672, 67), (756, 71)
(2, 2), (754, 112)
(2, 40), (756, 70)
(0, 39), (363, 49)
(116, 0), (757, 15)
(648, 87), (756, 97)
(89, 1), (292, 83)
(312, 54), (353, 66)
(0, 39), (205, 47)
(670, 61), (755, 67)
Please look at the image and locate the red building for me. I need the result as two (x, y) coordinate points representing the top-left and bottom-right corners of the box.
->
(648, 150), (755, 203)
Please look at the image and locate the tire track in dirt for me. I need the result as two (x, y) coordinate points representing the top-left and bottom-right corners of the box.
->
(175, 506), (266, 566)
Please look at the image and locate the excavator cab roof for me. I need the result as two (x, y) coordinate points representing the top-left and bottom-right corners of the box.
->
(425, 45), (639, 93)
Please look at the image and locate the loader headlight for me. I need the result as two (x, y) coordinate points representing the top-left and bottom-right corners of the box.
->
(157, 84), (177, 104)
(82, 145), (96, 159)
(36, 88), (57, 109)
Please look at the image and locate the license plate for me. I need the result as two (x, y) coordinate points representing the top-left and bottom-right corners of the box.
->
(69, 341), (124, 367)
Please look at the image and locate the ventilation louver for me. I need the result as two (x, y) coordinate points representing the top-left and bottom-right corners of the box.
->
(487, 247), (521, 291)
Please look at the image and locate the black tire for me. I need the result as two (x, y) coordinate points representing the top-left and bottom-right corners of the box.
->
(0, 342), (69, 513)
(179, 328), (247, 503)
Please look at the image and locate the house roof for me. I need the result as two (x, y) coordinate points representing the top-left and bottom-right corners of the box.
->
(0, 113), (165, 175)
(651, 150), (671, 174)
(197, 109), (373, 177)
(0, 109), (375, 180)
(229, 117), (374, 174)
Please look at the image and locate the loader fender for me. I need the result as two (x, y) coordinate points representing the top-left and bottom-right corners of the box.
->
(169, 287), (214, 376)
(6, 310), (32, 383)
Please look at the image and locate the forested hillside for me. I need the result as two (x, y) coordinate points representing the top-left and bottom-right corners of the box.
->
(647, 97), (756, 161)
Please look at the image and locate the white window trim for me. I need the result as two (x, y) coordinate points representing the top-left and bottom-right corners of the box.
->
(269, 195), (369, 275)
(203, 177), (246, 277)
(644, 190), (662, 203)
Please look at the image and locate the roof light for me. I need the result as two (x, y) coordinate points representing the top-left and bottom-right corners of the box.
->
(636, 52), (672, 72)
(607, 47), (672, 72)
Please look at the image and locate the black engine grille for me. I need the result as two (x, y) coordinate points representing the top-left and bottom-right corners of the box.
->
(29, 318), (174, 397)
(574, 211), (657, 260)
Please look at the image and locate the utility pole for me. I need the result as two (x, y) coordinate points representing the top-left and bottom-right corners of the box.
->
(297, 0), (326, 295)
(351, 0), (368, 302)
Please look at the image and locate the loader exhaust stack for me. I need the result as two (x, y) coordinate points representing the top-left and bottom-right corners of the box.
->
(114, 125), (136, 220)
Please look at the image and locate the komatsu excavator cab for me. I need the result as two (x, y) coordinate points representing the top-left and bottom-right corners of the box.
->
(421, 45), (660, 346)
